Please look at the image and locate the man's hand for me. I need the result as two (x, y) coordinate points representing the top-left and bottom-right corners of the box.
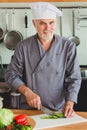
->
(18, 85), (41, 110)
(62, 100), (75, 118)
(25, 89), (41, 110)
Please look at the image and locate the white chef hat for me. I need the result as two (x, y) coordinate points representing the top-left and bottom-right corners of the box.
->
(29, 2), (62, 20)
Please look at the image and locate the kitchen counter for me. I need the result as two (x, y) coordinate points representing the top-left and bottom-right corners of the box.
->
(12, 109), (87, 130)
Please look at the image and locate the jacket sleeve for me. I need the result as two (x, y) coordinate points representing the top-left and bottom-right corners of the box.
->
(64, 42), (82, 104)
(5, 43), (25, 91)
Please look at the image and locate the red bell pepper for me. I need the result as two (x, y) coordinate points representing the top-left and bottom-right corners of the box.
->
(14, 114), (28, 125)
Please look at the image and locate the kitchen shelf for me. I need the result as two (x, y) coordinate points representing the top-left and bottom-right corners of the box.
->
(1, 6), (87, 9)
(0, 0), (87, 2)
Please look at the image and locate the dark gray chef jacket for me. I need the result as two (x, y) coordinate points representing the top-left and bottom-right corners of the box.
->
(5, 34), (81, 110)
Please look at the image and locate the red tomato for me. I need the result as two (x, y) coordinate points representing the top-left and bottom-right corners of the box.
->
(14, 114), (28, 125)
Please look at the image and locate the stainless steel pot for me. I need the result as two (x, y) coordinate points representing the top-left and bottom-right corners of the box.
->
(68, 10), (80, 46)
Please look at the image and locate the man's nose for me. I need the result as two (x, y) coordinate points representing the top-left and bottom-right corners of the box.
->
(45, 24), (50, 30)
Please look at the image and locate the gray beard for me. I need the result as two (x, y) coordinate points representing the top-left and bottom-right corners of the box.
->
(39, 33), (53, 42)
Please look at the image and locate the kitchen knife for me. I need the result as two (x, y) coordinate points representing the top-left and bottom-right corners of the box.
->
(41, 106), (65, 119)
(41, 106), (57, 115)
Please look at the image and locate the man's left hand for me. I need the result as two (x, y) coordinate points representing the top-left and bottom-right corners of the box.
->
(62, 100), (75, 118)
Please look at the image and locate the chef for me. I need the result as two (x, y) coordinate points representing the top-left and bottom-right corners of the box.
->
(5, 2), (81, 118)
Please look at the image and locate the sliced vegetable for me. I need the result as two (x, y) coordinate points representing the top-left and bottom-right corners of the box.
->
(40, 112), (65, 119)
(54, 112), (65, 118)
(24, 125), (32, 130)
(10, 124), (32, 130)
(14, 114), (28, 125)
(15, 124), (26, 130)
(0, 108), (14, 128)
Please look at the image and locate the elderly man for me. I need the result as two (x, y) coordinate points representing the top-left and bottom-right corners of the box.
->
(5, 2), (81, 118)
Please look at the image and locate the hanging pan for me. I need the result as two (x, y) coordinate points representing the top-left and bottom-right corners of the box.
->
(4, 10), (23, 50)
(4, 30), (23, 50)
(68, 10), (80, 46)
(0, 14), (7, 43)
(0, 27), (4, 43)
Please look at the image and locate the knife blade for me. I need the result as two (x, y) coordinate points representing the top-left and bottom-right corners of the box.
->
(41, 106), (57, 115)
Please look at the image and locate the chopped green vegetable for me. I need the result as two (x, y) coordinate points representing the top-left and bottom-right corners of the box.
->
(15, 124), (26, 130)
(40, 112), (65, 119)
(54, 112), (65, 118)
(13, 124), (32, 130)
(24, 125), (32, 130)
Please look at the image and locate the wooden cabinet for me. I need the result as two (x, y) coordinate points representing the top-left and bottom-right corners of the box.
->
(0, 0), (87, 2)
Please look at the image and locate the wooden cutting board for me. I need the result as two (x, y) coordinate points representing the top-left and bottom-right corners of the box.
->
(28, 117), (36, 128)
(30, 113), (87, 130)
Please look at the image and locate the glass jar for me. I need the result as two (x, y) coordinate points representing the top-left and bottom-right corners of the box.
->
(10, 92), (21, 109)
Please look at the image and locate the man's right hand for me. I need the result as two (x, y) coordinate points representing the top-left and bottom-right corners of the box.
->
(18, 85), (41, 110)
(25, 89), (41, 110)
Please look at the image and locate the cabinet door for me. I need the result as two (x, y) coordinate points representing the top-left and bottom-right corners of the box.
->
(74, 79), (87, 111)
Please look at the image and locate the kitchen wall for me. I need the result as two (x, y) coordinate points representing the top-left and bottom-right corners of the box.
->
(0, 7), (36, 64)
(0, 2), (87, 110)
(0, 2), (87, 65)
(62, 8), (87, 66)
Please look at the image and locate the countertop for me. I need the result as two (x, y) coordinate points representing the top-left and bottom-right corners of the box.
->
(12, 109), (87, 130)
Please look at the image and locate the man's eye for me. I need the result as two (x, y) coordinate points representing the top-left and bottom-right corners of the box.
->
(50, 21), (54, 25)
(40, 22), (45, 25)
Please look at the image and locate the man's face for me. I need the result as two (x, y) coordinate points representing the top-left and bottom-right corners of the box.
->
(33, 19), (56, 41)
